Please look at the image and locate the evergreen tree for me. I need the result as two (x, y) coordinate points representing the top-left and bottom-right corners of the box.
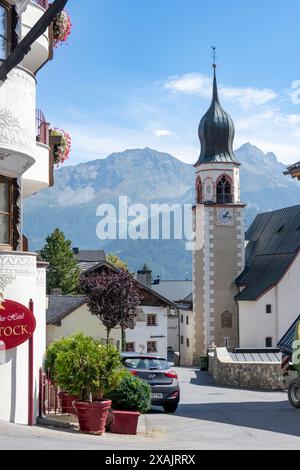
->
(40, 229), (80, 295)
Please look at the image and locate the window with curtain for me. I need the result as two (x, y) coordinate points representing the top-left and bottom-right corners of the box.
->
(0, 4), (8, 61)
(0, 177), (12, 246)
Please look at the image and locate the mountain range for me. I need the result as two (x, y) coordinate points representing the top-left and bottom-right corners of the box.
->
(23, 143), (300, 279)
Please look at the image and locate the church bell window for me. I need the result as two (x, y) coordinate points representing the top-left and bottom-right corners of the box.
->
(217, 176), (233, 204)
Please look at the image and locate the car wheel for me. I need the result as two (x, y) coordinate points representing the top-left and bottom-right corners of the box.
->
(288, 379), (300, 408)
(163, 404), (178, 413)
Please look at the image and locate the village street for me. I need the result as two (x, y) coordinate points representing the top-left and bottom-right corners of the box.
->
(1, 369), (300, 451)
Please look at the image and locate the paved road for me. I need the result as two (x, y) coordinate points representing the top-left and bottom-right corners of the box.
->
(1, 368), (300, 450)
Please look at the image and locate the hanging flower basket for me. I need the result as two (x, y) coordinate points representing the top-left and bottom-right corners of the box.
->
(51, 129), (71, 167)
(53, 10), (72, 48)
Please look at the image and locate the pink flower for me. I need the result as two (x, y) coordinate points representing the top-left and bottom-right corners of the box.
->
(51, 128), (72, 167)
(53, 10), (72, 48)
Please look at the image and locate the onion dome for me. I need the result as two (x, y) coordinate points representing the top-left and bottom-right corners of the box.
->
(195, 66), (239, 166)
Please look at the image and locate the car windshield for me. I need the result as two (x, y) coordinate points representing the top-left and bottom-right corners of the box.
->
(123, 357), (168, 371)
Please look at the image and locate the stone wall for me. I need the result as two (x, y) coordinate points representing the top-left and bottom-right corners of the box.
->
(208, 348), (285, 391)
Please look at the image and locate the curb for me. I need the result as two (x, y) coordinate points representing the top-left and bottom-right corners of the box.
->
(37, 416), (78, 430)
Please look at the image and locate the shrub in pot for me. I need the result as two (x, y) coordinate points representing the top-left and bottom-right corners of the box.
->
(108, 371), (152, 435)
(45, 337), (79, 414)
(55, 333), (121, 435)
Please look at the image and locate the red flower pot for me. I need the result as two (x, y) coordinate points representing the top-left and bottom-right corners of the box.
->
(112, 410), (140, 435)
(74, 400), (112, 435)
(59, 392), (79, 415)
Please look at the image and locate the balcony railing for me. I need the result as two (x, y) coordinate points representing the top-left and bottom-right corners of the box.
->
(32, 0), (49, 9)
(36, 109), (49, 146)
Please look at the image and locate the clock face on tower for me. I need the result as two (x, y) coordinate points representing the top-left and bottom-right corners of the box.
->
(217, 208), (234, 226)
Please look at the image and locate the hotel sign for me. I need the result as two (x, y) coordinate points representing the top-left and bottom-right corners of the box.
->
(0, 300), (36, 351)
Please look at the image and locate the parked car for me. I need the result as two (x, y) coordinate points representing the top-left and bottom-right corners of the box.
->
(121, 353), (180, 413)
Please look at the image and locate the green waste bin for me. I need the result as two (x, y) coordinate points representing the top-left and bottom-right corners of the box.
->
(200, 355), (209, 371)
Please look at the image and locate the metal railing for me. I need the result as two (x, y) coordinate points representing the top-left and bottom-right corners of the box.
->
(36, 109), (49, 146)
(32, 0), (49, 9)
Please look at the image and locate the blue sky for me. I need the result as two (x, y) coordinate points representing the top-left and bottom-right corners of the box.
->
(37, 0), (300, 165)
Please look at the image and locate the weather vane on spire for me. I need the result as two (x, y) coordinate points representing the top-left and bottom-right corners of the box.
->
(212, 46), (217, 69)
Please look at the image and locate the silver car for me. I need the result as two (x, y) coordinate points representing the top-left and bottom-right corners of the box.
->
(121, 353), (180, 413)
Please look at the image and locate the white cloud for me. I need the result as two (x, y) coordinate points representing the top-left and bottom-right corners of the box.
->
(154, 129), (175, 137)
(165, 73), (277, 109)
(53, 71), (300, 168)
(165, 73), (211, 95)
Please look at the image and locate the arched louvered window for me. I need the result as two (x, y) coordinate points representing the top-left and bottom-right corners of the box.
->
(217, 176), (232, 204)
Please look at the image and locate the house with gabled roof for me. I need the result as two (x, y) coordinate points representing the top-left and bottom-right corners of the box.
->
(46, 260), (176, 358)
(236, 205), (300, 350)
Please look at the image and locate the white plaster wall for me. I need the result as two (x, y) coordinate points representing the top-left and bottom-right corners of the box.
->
(239, 254), (300, 348)
(0, 252), (42, 425)
(22, 142), (50, 197)
(34, 266), (46, 419)
(21, 2), (50, 74)
(126, 306), (168, 358)
(0, 66), (36, 179)
(180, 309), (194, 367)
(46, 304), (122, 347)
(168, 315), (179, 352)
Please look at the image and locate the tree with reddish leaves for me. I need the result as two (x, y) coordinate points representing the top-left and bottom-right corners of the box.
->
(80, 270), (142, 346)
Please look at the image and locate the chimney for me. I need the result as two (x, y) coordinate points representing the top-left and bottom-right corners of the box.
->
(153, 275), (161, 285)
(73, 247), (79, 255)
(137, 268), (152, 288)
(50, 288), (63, 296)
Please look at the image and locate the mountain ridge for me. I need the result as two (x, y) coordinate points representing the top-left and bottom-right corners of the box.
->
(24, 143), (300, 279)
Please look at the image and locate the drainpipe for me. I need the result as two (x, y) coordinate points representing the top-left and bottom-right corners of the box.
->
(275, 286), (279, 345)
(177, 308), (181, 367)
(28, 299), (34, 426)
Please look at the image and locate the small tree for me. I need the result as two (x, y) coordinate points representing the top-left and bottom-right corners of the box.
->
(107, 254), (128, 272)
(49, 334), (122, 402)
(80, 270), (142, 345)
(40, 228), (80, 294)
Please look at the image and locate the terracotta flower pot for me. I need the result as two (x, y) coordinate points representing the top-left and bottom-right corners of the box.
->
(111, 410), (140, 435)
(74, 400), (112, 435)
(59, 392), (79, 415)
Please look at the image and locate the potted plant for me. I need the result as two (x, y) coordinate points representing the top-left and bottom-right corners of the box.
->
(55, 333), (120, 435)
(53, 9), (72, 48)
(108, 371), (152, 435)
(45, 338), (79, 414)
(50, 128), (71, 167)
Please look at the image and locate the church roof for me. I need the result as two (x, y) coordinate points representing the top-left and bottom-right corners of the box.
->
(195, 66), (239, 166)
(235, 205), (300, 301)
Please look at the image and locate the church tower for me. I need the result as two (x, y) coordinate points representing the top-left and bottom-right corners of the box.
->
(193, 61), (245, 360)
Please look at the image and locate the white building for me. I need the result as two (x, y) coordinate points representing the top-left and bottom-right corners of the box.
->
(51, 260), (176, 359)
(0, 0), (68, 424)
(236, 205), (300, 350)
(152, 280), (194, 366)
